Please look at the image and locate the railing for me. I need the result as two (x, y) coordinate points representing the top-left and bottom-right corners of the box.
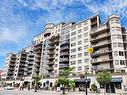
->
(91, 25), (107, 34)
(60, 58), (69, 62)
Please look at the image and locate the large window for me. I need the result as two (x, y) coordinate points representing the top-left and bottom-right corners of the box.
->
(78, 47), (82, 51)
(71, 31), (76, 36)
(78, 29), (82, 34)
(84, 32), (88, 37)
(71, 48), (76, 53)
(114, 51), (118, 56)
(84, 39), (88, 43)
(78, 66), (82, 71)
(78, 60), (82, 64)
(78, 53), (82, 57)
(113, 43), (117, 47)
(84, 27), (88, 31)
(115, 82), (121, 89)
(120, 60), (125, 65)
(71, 55), (76, 59)
(115, 60), (119, 65)
(70, 61), (76, 65)
(78, 41), (82, 45)
(71, 43), (76, 47)
(84, 58), (89, 63)
(84, 52), (89, 56)
(78, 35), (82, 39)
(117, 34), (122, 39)
(118, 43), (123, 47)
(71, 37), (76, 41)
(119, 51), (124, 56)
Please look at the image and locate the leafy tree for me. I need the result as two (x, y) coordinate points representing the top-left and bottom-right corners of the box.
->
(91, 83), (97, 92)
(96, 72), (112, 95)
(32, 75), (42, 92)
(55, 67), (75, 94)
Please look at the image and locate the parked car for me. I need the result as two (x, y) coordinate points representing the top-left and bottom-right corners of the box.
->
(4, 86), (14, 90)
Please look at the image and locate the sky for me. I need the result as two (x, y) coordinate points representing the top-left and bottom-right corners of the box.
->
(0, 0), (127, 69)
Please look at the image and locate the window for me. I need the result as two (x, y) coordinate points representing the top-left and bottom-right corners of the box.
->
(71, 37), (76, 41)
(71, 55), (76, 59)
(84, 45), (89, 49)
(78, 35), (82, 39)
(78, 53), (82, 57)
(119, 51), (124, 56)
(118, 43), (123, 47)
(84, 21), (88, 25)
(115, 19), (119, 23)
(78, 41), (82, 45)
(84, 52), (89, 56)
(70, 61), (76, 65)
(78, 23), (82, 28)
(84, 58), (89, 63)
(111, 27), (115, 31)
(84, 39), (88, 43)
(71, 43), (76, 47)
(78, 66), (82, 71)
(120, 60), (125, 65)
(115, 60), (119, 65)
(116, 27), (121, 31)
(113, 43), (117, 47)
(115, 82), (121, 89)
(71, 31), (76, 36)
(84, 27), (88, 31)
(112, 34), (116, 39)
(78, 29), (82, 34)
(78, 60), (82, 64)
(117, 34), (122, 39)
(78, 47), (82, 51)
(114, 51), (118, 56)
(84, 32), (88, 37)
(71, 48), (76, 53)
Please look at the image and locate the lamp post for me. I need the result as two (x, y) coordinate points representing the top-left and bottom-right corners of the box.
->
(85, 47), (93, 95)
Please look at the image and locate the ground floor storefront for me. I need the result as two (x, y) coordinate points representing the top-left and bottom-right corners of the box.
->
(4, 74), (127, 94)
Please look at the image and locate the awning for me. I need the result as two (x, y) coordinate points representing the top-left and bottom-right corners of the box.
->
(111, 77), (122, 82)
(74, 79), (91, 83)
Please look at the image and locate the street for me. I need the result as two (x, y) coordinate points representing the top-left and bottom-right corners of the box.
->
(0, 88), (126, 95)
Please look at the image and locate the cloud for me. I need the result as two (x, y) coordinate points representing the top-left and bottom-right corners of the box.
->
(81, 0), (127, 19)
(0, 27), (27, 44)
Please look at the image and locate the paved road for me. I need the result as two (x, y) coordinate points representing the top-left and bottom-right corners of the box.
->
(0, 88), (126, 95)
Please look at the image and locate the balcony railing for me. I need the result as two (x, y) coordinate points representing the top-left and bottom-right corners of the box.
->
(60, 58), (69, 62)
(90, 25), (108, 35)
(91, 58), (113, 64)
(47, 67), (54, 70)
(60, 46), (69, 50)
(60, 52), (69, 56)
(92, 41), (111, 48)
(91, 49), (112, 57)
(59, 64), (69, 68)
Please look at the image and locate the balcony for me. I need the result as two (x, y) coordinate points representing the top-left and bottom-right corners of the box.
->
(47, 62), (54, 65)
(60, 52), (69, 56)
(47, 66), (54, 70)
(48, 46), (55, 50)
(91, 58), (113, 64)
(90, 25), (108, 35)
(59, 64), (69, 68)
(60, 46), (69, 51)
(49, 39), (59, 45)
(47, 56), (54, 60)
(47, 51), (55, 55)
(92, 41), (111, 49)
(90, 34), (111, 43)
(91, 49), (112, 57)
(60, 58), (69, 62)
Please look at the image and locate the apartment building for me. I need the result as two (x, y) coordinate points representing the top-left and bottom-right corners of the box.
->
(2, 53), (16, 80)
(13, 51), (27, 80)
(2, 14), (127, 93)
(24, 45), (35, 82)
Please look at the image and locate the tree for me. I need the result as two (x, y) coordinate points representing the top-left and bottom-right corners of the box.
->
(91, 83), (97, 92)
(32, 75), (42, 92)
(96, 72), (112, 95)
(55, 67), (75, 94)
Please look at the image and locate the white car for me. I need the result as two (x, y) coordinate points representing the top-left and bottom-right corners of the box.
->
(4, 86), (14, 90)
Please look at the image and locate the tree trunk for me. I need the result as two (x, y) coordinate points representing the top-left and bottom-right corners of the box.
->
(104, 84), (106, 95)
(62, 85), (65, 94)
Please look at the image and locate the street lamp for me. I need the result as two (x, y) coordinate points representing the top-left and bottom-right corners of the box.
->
(84, 47), (93, 95)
